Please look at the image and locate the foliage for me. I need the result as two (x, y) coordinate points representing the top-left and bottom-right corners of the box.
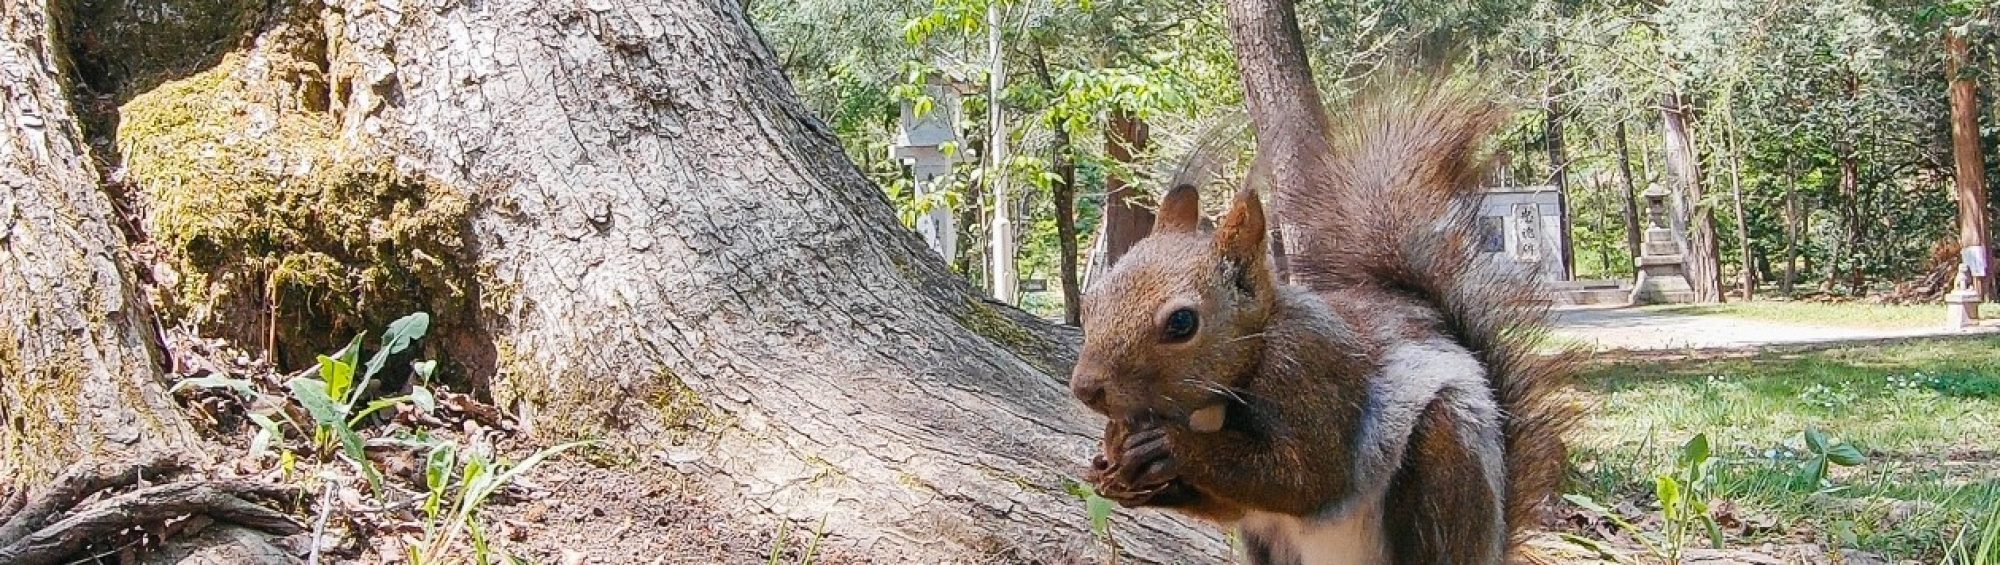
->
(1568, 433), (1723, 564)
(410, 439), (591, 565)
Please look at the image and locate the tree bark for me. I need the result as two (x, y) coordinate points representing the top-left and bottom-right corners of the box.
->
(1616, 118), (1643, 266)
(1837, 143), (1865, 294)
(0, 0), (201, 485)
(1053, 127), (1082, 326)
(301, 0), (1217, 560)
(985, 0), (1017, 304)
(1659, 91), (1724, 302)
(1102, 110), (1154, 267)
(1546, 45), (1575, 281)
(1782, 157), (1799, 295)
(1947, 29), (1992, 300)
(1723, 122), (1754, 299)
(1225, 0), (1334, 282)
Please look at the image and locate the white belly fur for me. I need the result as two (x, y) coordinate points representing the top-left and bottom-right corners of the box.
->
(1237, 496), (1388, 565)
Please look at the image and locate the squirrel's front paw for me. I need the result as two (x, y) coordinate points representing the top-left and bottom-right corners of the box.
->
(1086, 426), (1182, 508)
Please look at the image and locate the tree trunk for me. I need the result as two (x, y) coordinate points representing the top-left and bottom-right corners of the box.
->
(0, 0), (201, 485)
(1838, 144), (1865, 294)
(1724, 122), (1754, 300)
(1546, 46), (1574, 281)
(1103, 110), (1154, 267)
(1054, 127), (1082, 326)
(1659, 91), (1724, 302)
(1782, 157), (1800, 295)
(1947, 29), (1992, 300)
(1616, 118), (1644, 266)
(66, 0), (1223, 560)
(985, 0), (1017, 305)
(1224, 0), (1334, 279)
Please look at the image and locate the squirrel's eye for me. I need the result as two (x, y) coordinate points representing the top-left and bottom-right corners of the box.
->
(1162, 308), (1199, 342)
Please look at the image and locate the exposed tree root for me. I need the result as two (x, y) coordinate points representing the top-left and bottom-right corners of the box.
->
(0, 456), (303, 565)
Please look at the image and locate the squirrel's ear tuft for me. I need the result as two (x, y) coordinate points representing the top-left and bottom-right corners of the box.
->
(1153, 184), (1201, 234)
(1215, 188), (1267, 268)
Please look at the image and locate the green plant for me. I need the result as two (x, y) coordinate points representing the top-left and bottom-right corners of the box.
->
(411, 439), (591, 565)
(1065, 480), (1118, 561)
(288, 312), (435, 494)
(1797, 427), (1865, 490)
(1567, 433), (1722, 565)
(1947, 494), (2000, 565)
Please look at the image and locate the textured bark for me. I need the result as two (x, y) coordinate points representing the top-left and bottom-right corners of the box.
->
(313, 0), (1219, 560)
(1947, 29), (1991, 299)
(1659, 91), (1723, 302)
(0, 0), (201, 485)
(1225, 0), (1332, 283)
(1053, 128), (1082, 326)
(1723, 125), (1754, 299)
(1615, 119), (1643, 266)
(1546, 46), (1574, 281)
(1782, 157), (1799, 295)
(1102, 110), (1153, 267)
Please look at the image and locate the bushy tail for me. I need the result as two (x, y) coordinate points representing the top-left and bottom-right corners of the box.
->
(1274, 76), (1579, 545)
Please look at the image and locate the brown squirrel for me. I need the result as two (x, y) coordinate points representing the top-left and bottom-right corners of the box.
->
(1071, 80), (1577, 564)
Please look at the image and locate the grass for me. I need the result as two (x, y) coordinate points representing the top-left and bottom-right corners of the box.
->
(1568, 336), (2000, 560)
(1643, 300), (2000, 330)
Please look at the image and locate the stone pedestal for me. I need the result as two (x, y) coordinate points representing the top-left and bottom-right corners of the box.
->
(1946, 290), (1980, 330)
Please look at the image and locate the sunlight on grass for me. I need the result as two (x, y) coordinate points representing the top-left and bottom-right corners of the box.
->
(1569, 336), (2000, 559)
(1642, 301), (2000, 330)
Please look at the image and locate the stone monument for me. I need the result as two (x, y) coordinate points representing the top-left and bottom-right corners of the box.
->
(1630, 184), (1696, 304)
(1946, 263), (1981, 330)
(891, 81), (969, 261)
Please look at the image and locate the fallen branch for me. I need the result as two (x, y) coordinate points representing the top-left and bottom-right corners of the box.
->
(0, 479), (303, 565)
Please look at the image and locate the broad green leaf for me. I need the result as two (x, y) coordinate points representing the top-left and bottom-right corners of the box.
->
(412, 360), (438, 383)
(1678, 433), (1710, 468)
(1563, 494), (1611, 514)
(288, 376), (379, 490)
(318, 354), (356, 403)
(1804, 428), (1830, 454)
(170, 375), (257, 397)
(365, 312), (431, 382)
(1825, 443), (1865, 466)
(1703, 514), (1724, 549)
(412, 385), (437, 414)
(1087, 494), (1112, 536)
(1656, 476), (1683, 519)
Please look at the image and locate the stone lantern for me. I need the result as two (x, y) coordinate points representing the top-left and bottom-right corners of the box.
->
(1629, 184), (1695, 304)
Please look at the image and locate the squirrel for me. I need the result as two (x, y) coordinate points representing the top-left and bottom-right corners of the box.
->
(1070, 79), (1577, 565)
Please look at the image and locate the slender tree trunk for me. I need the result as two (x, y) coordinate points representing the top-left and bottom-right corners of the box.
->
(1103, 110), (1154, 266)
(1224, 0), (1333, 277)
(1947, 29), (1992, 299)
(1546, 46), (1575, 280)
(1053, 127), (1081, 325)
(1782, 157), (1800, 295)
(1616, 118), (1644, 265)
(985, 1), (1016, 304)
(1659, 91), (1724, 302)
(1032, 50), (1082, 325)
(1724, 121), (1754, 299)
(1838, 143), (1865, 294)
(0, 0), (201, 485)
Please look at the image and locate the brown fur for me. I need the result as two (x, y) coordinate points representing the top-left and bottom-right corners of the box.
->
(1383, 397), (1503, 564)
(1072, 75), (1578, 561)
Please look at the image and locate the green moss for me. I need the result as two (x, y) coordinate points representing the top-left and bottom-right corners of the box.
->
(119, 53), (476, 368)
(954, 297), (1059, 374)
(0, 328), (89, 486)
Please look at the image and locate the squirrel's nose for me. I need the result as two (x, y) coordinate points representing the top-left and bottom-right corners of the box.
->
(1070, 368), (1109, 412)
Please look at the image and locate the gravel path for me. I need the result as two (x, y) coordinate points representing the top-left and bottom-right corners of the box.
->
(1550, 306), (1999, 351)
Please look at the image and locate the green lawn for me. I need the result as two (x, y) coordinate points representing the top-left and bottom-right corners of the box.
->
(1642, 300), (2000, 330)
(1567, 336), (2000, 560)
